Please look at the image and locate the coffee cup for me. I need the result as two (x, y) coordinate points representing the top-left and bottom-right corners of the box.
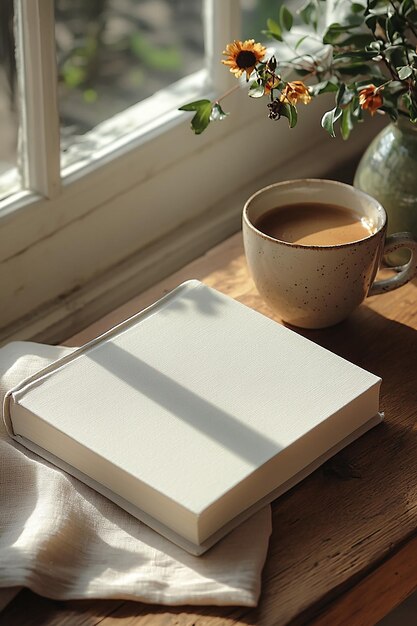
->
(242, 178), (417, 329)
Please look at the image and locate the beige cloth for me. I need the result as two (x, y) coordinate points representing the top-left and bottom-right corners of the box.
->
(0, 341), (272, 607)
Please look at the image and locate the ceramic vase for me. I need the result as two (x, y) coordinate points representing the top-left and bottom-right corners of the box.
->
(354, 117), (417, 264)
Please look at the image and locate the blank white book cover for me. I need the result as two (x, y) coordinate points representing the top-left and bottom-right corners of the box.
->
(5, 280), (382, 553)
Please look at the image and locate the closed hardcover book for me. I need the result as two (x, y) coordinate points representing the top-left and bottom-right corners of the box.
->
(4, 280), (382, 555)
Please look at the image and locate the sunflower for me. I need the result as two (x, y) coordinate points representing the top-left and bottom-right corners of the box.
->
(222, 39), (267, 81)
(358, 84), (383, 116)
(280, 81), (312, 106)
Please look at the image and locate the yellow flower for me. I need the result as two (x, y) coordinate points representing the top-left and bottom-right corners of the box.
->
(264, 76), (280, 95)
(358, 84), (383, 116)
(222, 40), (267, 81)
(280, 81), (312, 106)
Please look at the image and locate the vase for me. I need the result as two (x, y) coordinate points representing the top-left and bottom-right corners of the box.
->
(354, 117), (417, 264)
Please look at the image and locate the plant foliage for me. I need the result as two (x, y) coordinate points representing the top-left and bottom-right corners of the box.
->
(180, 0), (417, 138)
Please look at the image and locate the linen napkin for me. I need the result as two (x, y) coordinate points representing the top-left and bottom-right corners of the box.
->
(0, 341), (272, 607)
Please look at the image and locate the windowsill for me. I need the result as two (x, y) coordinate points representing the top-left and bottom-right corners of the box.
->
(1, 155), (362, 347)
(65, 231), (246, 347)
(65, 153), (364, 348)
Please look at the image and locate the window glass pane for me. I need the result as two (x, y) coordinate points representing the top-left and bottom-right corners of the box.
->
(241, 0), (284, 40)
(0, 0), (21, 202)
(55, 0), (205, 150)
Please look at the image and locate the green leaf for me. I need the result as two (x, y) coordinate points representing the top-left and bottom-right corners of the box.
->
(248, 81), (265, 98)
(178, 99), (210, 112)
(321, 110), (336, 137)
(403, 93), (417, 123)
(293, 68), (311, 77)
(400, 0), (415, 16)
(345, 13), (366, 27)
(308, 80), (338, 96)
(368, 41), (382, 51)
(336, 83), (346, 107)
(364, 14), (378, 32)
(341, 107), (354, 140)
(355, 76), (386, 88)
(336, 33), (375, 47)
(380, 102), (399, 121)
(279, 6), (293, 31)
(383, 79), (404, 93)
(337, 63), (378, 77)
(386, 14), (402, 43)
(398, 65), (413, 79)
(323, 18), (367, 44)
(179, 99), (213, 134)
(408, 8), (417, 23)
(384, 45), (407, 68)
(262, 29), (283, 42)
(368, 4), (391, 16)
(294, 35), (310, 51)
(280, 103), (298, 128)
(351, 96), (363, 120)
(333, 50), (376, 62)
(339, 86), (355, 107)
(321, 107), (342, 137)
(323, 23), (344, 44)
(299, 0), (319, 30)
(266, 18), (282, 40)
(210, 103), (228, 121)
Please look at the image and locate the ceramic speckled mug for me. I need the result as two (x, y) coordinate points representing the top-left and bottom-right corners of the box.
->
(243, 179), (417, 329)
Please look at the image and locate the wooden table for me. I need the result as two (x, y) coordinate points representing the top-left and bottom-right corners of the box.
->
(2, 232), (417, 626)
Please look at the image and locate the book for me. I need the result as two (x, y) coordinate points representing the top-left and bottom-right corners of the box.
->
(3, 280), (382, 555)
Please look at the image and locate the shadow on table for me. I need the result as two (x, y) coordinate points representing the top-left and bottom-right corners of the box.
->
(254, 305), (417, 625)
(294, 304), (417, 441)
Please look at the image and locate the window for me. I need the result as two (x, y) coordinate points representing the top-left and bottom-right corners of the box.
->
(0, 0), (375, 344)
(0, 2), (20, 200)
(56, 0), (206, 171)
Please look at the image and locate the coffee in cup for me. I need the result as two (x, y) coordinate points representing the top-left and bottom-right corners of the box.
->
(242, 179), (417, 329)
(255, 202), (375, 246)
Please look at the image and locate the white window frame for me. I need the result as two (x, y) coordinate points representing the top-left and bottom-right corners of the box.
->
(0, 0), (384, 344)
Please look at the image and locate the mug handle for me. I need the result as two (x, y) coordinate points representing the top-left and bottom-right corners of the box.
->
(369, 232), (417, 296)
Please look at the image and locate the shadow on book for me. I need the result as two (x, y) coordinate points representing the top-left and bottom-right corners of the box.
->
(3, 282), (388, 555)
(87, 342), (280, 466)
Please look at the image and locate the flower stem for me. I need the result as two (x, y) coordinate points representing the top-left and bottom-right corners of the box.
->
(215, 83), (241, 104)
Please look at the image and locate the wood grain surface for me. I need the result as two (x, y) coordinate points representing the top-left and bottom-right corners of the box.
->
(2, 232), (417, 626)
